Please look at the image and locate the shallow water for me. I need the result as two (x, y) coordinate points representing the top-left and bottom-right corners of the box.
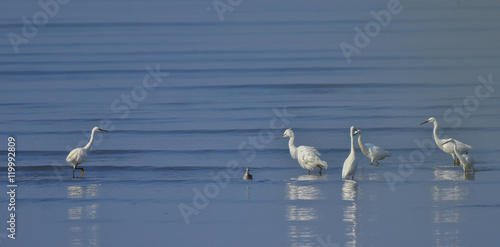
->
(1, 0), (500, 246)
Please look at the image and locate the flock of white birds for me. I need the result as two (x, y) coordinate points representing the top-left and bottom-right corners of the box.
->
(65, 117), (474, 180)
(275, 116), (474, 180)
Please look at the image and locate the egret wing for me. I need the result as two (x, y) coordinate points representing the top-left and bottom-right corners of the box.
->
(454, 139), (473, 153)
(299, 146), (328, 167)
(66, 148), (87, 164)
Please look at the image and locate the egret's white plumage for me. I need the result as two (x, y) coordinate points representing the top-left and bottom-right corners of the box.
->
(443, 139), (475, 172)
(66, 126), (108, 178)
(357, 129), (391, 166)
(421, 117), (473, 166)
(276, 128), (328, 175)
(342, 126), (359, 180)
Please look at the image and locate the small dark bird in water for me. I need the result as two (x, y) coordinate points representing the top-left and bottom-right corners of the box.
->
(243, 167), (253, 180)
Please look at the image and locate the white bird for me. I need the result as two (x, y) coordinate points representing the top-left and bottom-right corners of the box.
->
(443, 139), (475, 173)
(276, 128), (328, 175)
(342, 126), (359, 180)
(420, 117), (473, 166)
(66, 126), (108, 178)
(356, 129), (391, 166)
(243, 167), (253, 180)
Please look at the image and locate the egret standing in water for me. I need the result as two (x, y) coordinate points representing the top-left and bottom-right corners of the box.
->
(443, 139), (475, 173)
(243, 167), (253, 180)
(342, 126), (359, 180)
(420, 117), (472, 166)
(66, 126), (108, 178)
(276, 128), (328, 175)
(356, 129), (391, 166)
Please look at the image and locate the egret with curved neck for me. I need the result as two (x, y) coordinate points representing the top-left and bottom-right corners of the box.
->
(443, 139), (475, 173)
(66, 126), (108, 178)
(420, 117), (472, 166)
(357, 129), (391, 166)
(276, 128), (328, 175)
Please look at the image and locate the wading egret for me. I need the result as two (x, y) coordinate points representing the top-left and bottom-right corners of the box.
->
(66, 127), (108, 178)
(443, 139), (475, 173)
(342, 126), (359, 180)
(420, 117), (472, 166)
(243, 167), (253, 180)
(276, 128), (328, 175)
(357, 129), (391, 166)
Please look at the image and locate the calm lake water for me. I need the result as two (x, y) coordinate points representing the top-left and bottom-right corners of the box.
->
(1, 0), (500, 246)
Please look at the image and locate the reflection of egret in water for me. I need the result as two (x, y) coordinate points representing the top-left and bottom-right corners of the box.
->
(291, 174), (328, 182)
(432, 185), (470, 202)
(288, 225), (316, 247)
(342, 180), (358, 247)
(433, 168), (475, 181)
(432, 183), (470, 246)
(67, 184), (101, 247)
(285, 181), (321, 247)
(286, 181), (322, 200)
(286, 205), (317, 221)
(342, 180), (358, 202)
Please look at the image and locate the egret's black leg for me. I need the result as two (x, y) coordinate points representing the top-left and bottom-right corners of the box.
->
(73, 167), (84, 178)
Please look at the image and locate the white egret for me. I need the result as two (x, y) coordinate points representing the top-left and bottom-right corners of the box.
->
(443, 139), (475, 173)
(276, 128), (328, 175)
(342, 126), (359, 180)
(356, 129), (391, 166)
(243, 167), (253, 180)
(66, 126), (108, 178)
(420, 117), (473, 166)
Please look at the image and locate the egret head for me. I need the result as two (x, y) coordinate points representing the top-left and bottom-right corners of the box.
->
(354, 128), (362, 136)
(351, 126), (359, 136)
(92, 126), (109, 132)
(420, 117), (436, 125)
(276, 128), (294, 140)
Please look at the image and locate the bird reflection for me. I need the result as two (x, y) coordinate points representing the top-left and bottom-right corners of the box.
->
(286, 205), (317, 221)
(432, 179), (470, 246)
(287, 225), (316, 247)
(286, 181), (321, 200)
(246, 185), (251, 199)
(432, 185), (470, 202)
(291, 174), (328, 182)
(342, 180), (358, 247)
(285, 181), (321, 246)
(342, 180), (358, 201)
(433, 168), (475, 181)
(67, 184), (101, 247)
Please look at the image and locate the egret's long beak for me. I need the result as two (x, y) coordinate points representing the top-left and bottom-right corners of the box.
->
(420, 120), (430, 125)
(98, 128), (109, 132)
(353, 129), (359, 136)
(276, 134), (285, 140)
